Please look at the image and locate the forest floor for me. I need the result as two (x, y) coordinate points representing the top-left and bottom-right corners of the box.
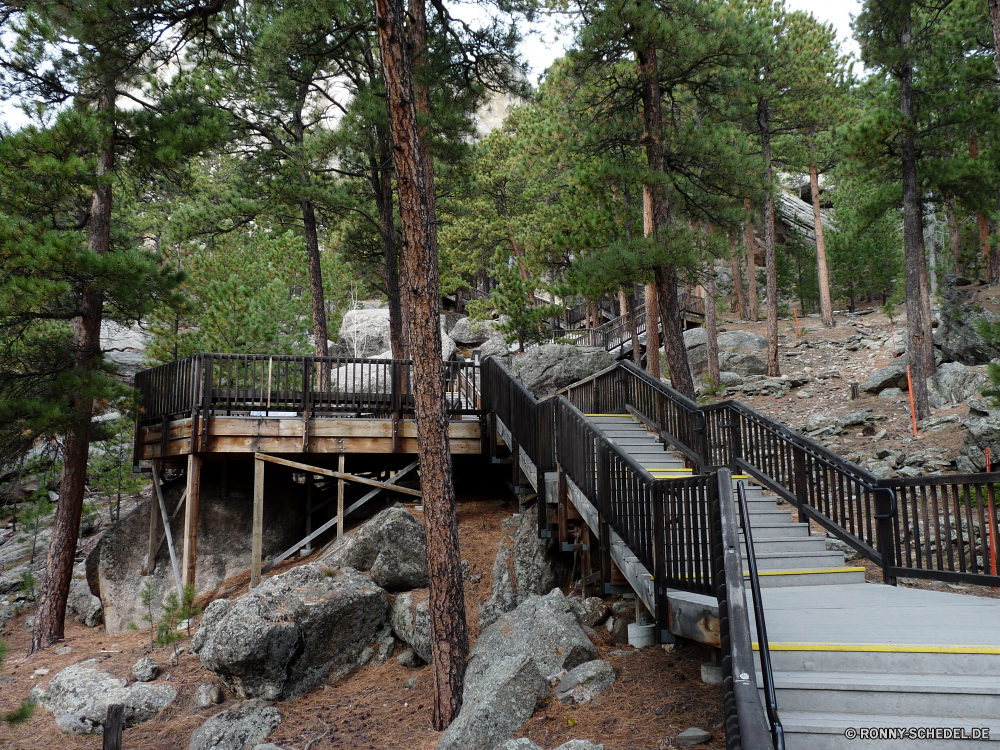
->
(0, 470), (724, 750)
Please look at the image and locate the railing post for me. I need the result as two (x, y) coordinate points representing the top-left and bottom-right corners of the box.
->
(874, 485), (898, 586)
(651, 482), (669, 643)
(596, 443), (615, 594)
(729, 408), (743, 467)
(200, 355), (212, 452)
(793, 447), (809, 527)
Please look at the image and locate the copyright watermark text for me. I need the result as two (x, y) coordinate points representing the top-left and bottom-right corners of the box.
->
(844, 727), (990, 740)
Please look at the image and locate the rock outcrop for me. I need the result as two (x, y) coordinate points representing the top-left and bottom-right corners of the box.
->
(189, 699), (281, 750)
(479, 512), (560, 629)
(66, 577), (103, 627)
(438, 589), (598, 750)
(318, 506), (428, 591)
(196, 565), (388, 699)
(512, 344), (614, 398)
(339, 309), (392, 357)
(718, 351), (767, 378)
(87, 463), (312, 634)
(717, 330), (768, 350)
(390, 589), (431, 663)
(936, 283), (1000, 365)
(926, 362), (987, 408)
(30, 660), (176, 734)
(861, 357), (910, 394)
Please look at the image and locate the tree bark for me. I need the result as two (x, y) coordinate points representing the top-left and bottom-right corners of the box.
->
(626, 289), (640, 365)
(31, 88), (115, 654)
(637, 45), (691, 394)
(644, 282), (661, 378)
(988, 0), (1000, 78)
(301, 198), (329, 379)
(744, 198), (759, 322)
(915, 201), (936, 375)
(618, 289), (628, 317)
(899, 11), (931, 421)
(729, 233), (746, 318)
(809, 162), (834, 328)
(944, 192), (962, 273)
(705, 270), (720, 385)
(371, 136), (408, 359)
(375, 0), (467, 728)
(757, 97), (780, 377)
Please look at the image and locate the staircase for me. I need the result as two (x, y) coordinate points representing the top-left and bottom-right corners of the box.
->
(592, 414), (1000, 749)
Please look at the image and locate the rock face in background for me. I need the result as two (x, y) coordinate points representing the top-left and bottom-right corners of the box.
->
(339, 309), (392, 357)
(100, 321), (149, 383)
(936, 283), (1000, 365)
(188, 699), (281, 750)
(438, 590), (598, 750)
(88, 463), (312, 634)
(318, 506), (428, 591)
(479, 512), (560, 629)
(926, 362), (987, 408)
(390, 589), (431, 663)
(513, 344), (614, 398)
(30, 660), (176, 734)
(66, 578), (103, 627)
(197, 565), (388, 700)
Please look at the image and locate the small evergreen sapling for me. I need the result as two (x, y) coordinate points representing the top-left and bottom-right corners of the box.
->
(140, 580), (157, 652)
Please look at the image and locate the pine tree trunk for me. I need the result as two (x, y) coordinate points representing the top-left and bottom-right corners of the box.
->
(375, 0), (467, 727)
(757, 97), (780, 377)
(744, 198), (759, 322)
(372, 137), (408, 359)
(644, 282), (661, 378)
(915, 201), (936, 375)
(988, 0), (1000, 78)
(31, 88), (115, 654)
(618, 289), (628, 317)
(729, 233), (746, 317)
(809, 162), (835, 328)
(301, 198), (330, 385)
(900, 13), (931, 421)
(626, 289), (640, 366)
(705, 271), (720, 385)
(637, 45), (691, 394)
(944, 192), (962, 273)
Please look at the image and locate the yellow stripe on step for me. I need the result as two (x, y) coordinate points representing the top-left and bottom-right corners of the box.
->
(744, 567), (866, 577)
(752, 642), (1000, 654)
(585, 413), (634, 417)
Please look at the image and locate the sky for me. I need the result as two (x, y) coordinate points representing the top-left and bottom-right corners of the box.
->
(0, 0), (863, 130)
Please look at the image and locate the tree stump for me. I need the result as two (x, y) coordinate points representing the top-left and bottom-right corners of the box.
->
(850, 382), (860, 400)
(103, 704), (124, 750)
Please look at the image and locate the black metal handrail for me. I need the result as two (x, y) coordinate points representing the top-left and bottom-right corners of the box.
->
(736, 480), (784, 750)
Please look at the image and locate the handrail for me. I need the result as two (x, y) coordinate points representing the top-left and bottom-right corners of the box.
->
(736, 480), (784, 750)
(714, 469), (775, 750)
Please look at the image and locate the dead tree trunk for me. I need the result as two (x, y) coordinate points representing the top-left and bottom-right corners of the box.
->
(900, 12), (931, 421)
(375, 0), (467, 727)
(809, 161), (834, 328)
(744, 198), (759, 322)
(31, 88), (115, 654)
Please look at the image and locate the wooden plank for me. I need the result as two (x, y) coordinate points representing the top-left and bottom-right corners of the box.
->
(262, 512), (342, 573)
(337, 454), (345, 547)
(181, 454), (201, 588)
(152, 489), (187, 563)
(254, 453), (423, 497)
(151, 461), (184, 597)
(251, 457), (264, 588)
(343, 460), (420, 518)
(304, 473), (313, 555)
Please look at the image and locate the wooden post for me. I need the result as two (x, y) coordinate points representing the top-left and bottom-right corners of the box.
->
(181, 453), (202, 588)
(557, 464), (569, 545)
(304, 473), (313, 556)
(151, 461), (183, 598)
(102, 704), (124, 750)
(251, 456), (264, 588)
(337, 454), (346, 546)
(146, 470), (159, 575)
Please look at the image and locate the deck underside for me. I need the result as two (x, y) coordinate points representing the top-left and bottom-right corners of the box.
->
(136, 415), (482, 466)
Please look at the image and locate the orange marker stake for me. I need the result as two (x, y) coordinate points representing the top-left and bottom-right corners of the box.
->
(988, 448), (998, 583)
(793, 308), (801, 336)
(906, 365), (918, 437)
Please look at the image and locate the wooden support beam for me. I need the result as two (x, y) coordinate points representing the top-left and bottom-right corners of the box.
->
(337, 454), (345, 547)
(254, 453), (422, 497)
(152, 489), (187, 563)
(181, 453), (201, 589)
(304, 473), (313, 555)
(342, 460), (419, 518)
(151, 461), (184, 597)
(251, 456), (264, 589)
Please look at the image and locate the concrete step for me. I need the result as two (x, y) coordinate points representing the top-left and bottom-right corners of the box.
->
(745, 535), (830, 553)
(746, 567), (866, 588)
(756, 647), (1000, 678)
(763, 671), (1000, 717)
(778, 711), (1000, 749)
(744, 550), (846, 571)
(744, 509), (795, 524)
(740, 522), (810, 538)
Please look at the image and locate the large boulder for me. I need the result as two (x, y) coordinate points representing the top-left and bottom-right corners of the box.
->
(717, 330), (768, 350)
(687, 344), (708, 380)
(66, 577), (103, 627)
(937, 285), (1000, 365)
(718, 351), (767, 378)
(196, 564), (389, 699)
(339, 308), (392, 357)
(87, 463), (312, 634)
(512, 344), (614, 398)
(554, 659), (616, 705)
(189, 699), (281, 750)
(331, 350), (393, 394)
(390, 589), (431, 663)
(438, 590), (598, 750)
(861, 357), (910, 394)
(965, 409), (1000, 454)
(479, 512), (560, 629)
(683, 328), (708, 349)
(318, 506), (428, 591)
(450, 317), (503, 346)
(30, 660), (176, 734)
(926, 362), (987, 408)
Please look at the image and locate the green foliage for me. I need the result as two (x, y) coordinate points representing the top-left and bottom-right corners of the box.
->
(20, 570), (36, 601)
(3, 698), (35, 726)
(89, 406), (147, 523)
(140, 579), (157, 652)
(155, 583), (201, 663)
(0, 639), (8, 671)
